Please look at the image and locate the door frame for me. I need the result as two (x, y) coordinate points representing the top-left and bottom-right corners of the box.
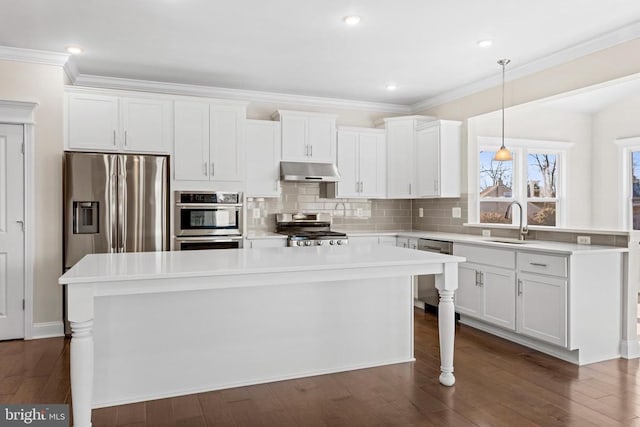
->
(0, 100), (37, 339)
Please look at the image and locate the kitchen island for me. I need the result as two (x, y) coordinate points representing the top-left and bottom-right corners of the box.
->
(59, 245), (464, 427)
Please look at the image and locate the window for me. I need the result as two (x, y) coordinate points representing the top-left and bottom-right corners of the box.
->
(477, 141), (564, 227)
(632, 151), (640, 230)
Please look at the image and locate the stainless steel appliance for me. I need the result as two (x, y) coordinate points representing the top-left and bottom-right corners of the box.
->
(174, 191), (243, 250)
(63, 152), (169, 269)
(276, 213), (348, 247)
(280, 161), (341, 182)
(417, 238), (453, 311)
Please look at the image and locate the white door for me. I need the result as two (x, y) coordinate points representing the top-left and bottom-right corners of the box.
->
(67, 93), (119, 151)
(210, 105), (244, 181)
(120, 98), (171, 153)
(281, 115), (308, 161)
(455, 263), (483, 318)
(0, 125), (24, 340)
(307, 116), (335, 162)
(246, 120), (281, 197)
(174, 101), (210, 181)
(481, 266), (516, 330)
(416, 126), (440, 197)
(336, 131), (359, 197)
(359, 133), (385, 198)
(517, 273), (567, 347)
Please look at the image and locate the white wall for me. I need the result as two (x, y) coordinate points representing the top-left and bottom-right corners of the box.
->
(0, 60), (64, 324)
(469, 107), (593, 227)
(591, 96), (640, 228)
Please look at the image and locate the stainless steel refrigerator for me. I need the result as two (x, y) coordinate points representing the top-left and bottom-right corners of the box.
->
(63, 152), (169, 270)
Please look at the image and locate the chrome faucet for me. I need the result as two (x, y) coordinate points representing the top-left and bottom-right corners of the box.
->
(334, 202), (347, 218)
(504, 201), (529, 240)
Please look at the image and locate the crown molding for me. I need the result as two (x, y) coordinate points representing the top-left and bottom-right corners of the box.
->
(0, 45), (70, 67)
(410, 20), (640, 113)
(73, 74), (412, 114)
(0, 100), (38, 124)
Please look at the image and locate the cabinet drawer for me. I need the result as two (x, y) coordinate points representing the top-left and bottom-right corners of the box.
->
(517, 252), (567, 277)
(453, 244), (515, 269)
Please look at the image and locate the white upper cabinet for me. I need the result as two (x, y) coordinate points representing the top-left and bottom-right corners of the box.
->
(174, 101), (210, 181)
(210, 105), (245, 181)
(66, 93), (120, 151)
(333, 127), (385, 199)
(416, 120), (461, 198)
(120, 97), (172, 153)
(246, 120), (281, 197)
(382, 116), (433, 199)
(66, 89), (171, 153)
(174, 101), (246, 182)
(274, 110), (337, 163)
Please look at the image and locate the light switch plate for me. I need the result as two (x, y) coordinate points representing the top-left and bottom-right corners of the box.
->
(356, 208), (363, 217)
(418, 208), (424, 217)
(452, 207), (461, 218)
(482, 230), (491, 237)
(577, 236), (591, 245)
(252, 208), (261, 219)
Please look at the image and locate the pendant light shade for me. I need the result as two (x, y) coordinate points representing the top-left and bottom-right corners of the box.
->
(493, 58), (512, 162)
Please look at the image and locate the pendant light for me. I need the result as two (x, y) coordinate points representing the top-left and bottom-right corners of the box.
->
(493, 58), (512, 161)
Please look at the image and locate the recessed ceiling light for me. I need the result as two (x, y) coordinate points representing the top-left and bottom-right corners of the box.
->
(343, 15), (361, 25)
(65, 45), (84, 55)
(385, 83), (397, 91)
(477, 40), (492, 48)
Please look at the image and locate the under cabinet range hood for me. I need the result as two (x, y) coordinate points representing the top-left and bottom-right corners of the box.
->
(280, 161), (341, 182)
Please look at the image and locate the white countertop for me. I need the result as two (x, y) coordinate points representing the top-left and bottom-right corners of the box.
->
(59, 245), (465, 285)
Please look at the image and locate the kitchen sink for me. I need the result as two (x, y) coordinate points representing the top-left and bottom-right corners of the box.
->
(485, 238), (530, 245)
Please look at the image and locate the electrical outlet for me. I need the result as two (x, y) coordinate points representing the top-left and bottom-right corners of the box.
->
(356, 208), (363, 217)
(252, 208), (261, 219)
(418, 208), (424, 217)
(482, 230), (491, 237)
(577, 236), (591, 245)
(452, 207), (461, 218)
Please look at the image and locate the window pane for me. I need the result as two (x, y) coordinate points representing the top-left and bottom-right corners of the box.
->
(527, 154), (557, 198)
(480, 201), (513, 224)
(480, 151), (513, 198)
(632, 151), (640, 230)
(527, 202), (556, 226)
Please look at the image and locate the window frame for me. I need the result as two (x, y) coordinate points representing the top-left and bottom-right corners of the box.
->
(615, 136), (640, 230)
(473, 137), (570, 228)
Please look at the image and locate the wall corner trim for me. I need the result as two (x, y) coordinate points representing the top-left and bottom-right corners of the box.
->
(0, 45), (70, 67)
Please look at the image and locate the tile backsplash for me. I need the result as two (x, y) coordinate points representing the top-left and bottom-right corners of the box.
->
(246, 182), (411, 232)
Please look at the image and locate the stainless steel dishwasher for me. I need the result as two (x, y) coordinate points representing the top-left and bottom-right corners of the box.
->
(417, 239), (453, 312)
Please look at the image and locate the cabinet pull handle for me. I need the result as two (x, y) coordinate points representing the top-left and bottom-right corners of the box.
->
(203, 162), (208, 176)
(479, 271), (484, 286)
(113, 130), (117, 146)
(518, 279), (523, 295)
(475, 270), (479, 286)
(210, 162), (214, 176)
(310, 145), (313, 157)
(409, 183), (412, 194)
(529, 262), (548, 267)
(360, 181), (364, 192)
(124, 130), (128, 146)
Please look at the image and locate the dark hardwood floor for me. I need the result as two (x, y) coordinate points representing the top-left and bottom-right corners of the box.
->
(1, 309), (638, 426)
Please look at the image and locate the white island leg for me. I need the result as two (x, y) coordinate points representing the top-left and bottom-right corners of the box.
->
(435, 262), (458, 387)
(70, 320), (94, 427)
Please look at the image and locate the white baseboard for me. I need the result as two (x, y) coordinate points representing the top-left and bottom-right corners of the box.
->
(621, 339), (640, 359)
(30, 321), (64, 339)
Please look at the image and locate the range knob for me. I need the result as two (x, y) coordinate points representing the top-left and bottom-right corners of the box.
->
(304, 241), (312, 246)
(296, 241), (303, 247)
(337, 240), (344, 245)
(316, 240), (324, 246)
(329, 240), (335, 245)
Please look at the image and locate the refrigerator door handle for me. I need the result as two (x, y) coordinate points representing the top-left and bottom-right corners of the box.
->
(110, 168), (118, 253)
(117, 156), (127, 253)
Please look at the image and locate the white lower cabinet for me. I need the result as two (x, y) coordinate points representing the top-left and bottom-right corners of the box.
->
(517, 272), (567, 347)
(396, 237), (418, 249)
(456, 261), (516, 330)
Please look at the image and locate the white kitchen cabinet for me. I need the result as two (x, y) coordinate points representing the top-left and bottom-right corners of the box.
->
(415, 120), (461, 198)
(453, 244), (516, 330)
(397, 237), (418, 249)
(273, 110), (337, 163)
(120, 97), (172, 153)
(517, 273), (567, 347)
(174, 101), (246, 182)
(66, 90), (171, 153)
(333, 127), (385, 199)
(246, 120), (281, 197)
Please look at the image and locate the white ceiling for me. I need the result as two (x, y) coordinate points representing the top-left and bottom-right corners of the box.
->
(2, 0), (640, 105)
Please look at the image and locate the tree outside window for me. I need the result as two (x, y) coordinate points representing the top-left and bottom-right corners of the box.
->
(479, 151), (513, 224)
(632, 151), (640, 230)
(527, 154), (557, 226)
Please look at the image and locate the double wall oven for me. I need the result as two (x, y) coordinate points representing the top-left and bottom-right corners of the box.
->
(174, 191), (243, 250)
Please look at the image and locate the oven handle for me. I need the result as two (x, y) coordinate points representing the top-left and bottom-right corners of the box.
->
(175, 236), (243, 242)
(175, 203), (242, 208)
